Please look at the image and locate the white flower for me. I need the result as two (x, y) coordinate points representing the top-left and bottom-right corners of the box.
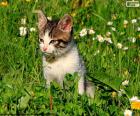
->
(19, 26), (27, 36)
(130, 96), (139, 102)
(79, 28), (88, 37)
(47, 16), (52, 20)
(132, 37), (136, 43)
(124, 109), (132, 116)
(30, 27), (36, 32)
(131, 19), (137, 23)
(106, 32), (111, 37)
(92, 37), (96, 40)
(123, 46), (128, 51)
(118, 89), (125, 97)
(128, 37), (136, 43)
(124, 20), (128, 25)
(104, 37), (113, 44)
(111, 27), (116, 31)
(107, 21), (113, 26)
(88, 29), (95, 35)
(122, 80), (129, 86)
(21, 18), (26, 25)
(117, 43), (123, 49)
(137, 27), (140, 32)
(130, 37), (136, 43)
(97, 35), (104, 42)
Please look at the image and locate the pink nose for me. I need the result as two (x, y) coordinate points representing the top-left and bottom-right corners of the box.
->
(43, 47), (47, 51)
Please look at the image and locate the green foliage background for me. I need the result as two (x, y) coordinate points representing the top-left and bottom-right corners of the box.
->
(0, 0), (140, 115)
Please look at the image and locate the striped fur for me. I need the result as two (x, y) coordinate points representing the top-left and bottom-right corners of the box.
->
(37, 10), (95, 98)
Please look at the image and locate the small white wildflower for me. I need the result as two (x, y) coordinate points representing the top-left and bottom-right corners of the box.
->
(130, 96), (139, 102)
(123, 20), (128, 25)
(19, 26), (27, 36)
(88, 29), (95, 35)
(118, 89), (125, 97)
(92, 37), (96, 40)
(131, 19), (137, 24)
(117, 43), (123, 49)
(97, 35), (104, 42)
(30, 27), (36, 32)
(128, 37), (136, 43)
(122, 80), (129, 86)
(137, 27), (140, 32)
(124, 109), (132, 116)
(123, 46), (129, 51)
(111, 27), (116, 31)
(107, 21), (113, 26)
(131, 37), (136, 43)
(79, 28), (88, 37)
(47, 16), (52, 21)
(106, 32), (111, 37)
(21, 18), (26, 25)
(118, 91), (122, 97)
(136, 99), (140, 102)
(104, 37), (113, 44)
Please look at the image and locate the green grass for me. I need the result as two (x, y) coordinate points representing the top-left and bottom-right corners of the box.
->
(0, 0), (140, 115)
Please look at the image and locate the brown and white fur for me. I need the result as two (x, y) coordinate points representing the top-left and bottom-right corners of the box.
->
(36, 10), (95, 98)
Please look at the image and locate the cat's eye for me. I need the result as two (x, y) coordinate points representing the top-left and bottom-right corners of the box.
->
(39, 38), (44, 43)
(49, 40), (58, 45)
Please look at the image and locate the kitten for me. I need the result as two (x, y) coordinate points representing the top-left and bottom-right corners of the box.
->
(36, 10), (95, 98)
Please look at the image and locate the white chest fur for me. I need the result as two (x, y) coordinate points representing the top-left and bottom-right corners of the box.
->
(42, 44), (95, 98)
(43, 45), (85, 85)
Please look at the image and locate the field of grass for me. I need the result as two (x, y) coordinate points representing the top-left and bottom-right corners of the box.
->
(0, 0), (140, 115)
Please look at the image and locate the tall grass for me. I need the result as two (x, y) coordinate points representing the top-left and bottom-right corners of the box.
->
(0, 0), (140, 115)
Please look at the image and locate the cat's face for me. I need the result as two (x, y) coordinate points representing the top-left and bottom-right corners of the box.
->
(37, 11), (73, 56)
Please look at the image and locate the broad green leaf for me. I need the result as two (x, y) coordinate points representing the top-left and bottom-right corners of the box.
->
(90, 72), (122, 91)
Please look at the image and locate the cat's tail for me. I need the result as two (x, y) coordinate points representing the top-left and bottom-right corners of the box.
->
(85, 81), (96, 98)
(78, 79), (95, 98)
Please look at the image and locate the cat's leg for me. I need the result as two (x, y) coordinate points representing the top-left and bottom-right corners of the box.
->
(78, 76), (95, 98)
(78, 77), (85, 95)
(85, 81), (95, 98)
(57, 76), (64, 89)
(44, 73), (52, 88)
(45, 75), (64, 89)
(45, 79), (51, 88)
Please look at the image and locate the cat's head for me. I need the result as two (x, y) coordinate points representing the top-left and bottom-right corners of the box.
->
(37, 10), (73, 56)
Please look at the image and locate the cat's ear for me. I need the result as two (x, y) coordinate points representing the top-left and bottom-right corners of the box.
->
(57, 14), (73, 32)
(36, 10), (47, 32)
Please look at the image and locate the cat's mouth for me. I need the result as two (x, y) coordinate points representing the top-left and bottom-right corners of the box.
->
(42, 51), (57, 57)
(43, 52), (56, 62)
(43, 52), (54, 56)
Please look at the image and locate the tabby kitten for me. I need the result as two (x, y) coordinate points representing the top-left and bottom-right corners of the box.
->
(37, 10), (95, 97)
